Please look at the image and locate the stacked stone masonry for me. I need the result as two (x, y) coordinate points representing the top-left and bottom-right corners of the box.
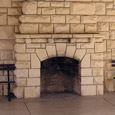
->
(14, 35), (104, 97)
(1, 0), (115, 97)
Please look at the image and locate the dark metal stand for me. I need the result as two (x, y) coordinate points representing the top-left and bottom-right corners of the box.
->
(0, 64), (16, 101)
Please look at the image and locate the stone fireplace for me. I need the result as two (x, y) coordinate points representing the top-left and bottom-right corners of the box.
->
(13, 1), (105, 98)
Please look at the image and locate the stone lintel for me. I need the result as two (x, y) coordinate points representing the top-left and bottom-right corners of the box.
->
(14, 33), (99, 39)
(14, 33), (100, 43)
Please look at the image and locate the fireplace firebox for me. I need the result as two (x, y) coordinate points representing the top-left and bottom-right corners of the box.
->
(41, 57), (81, 95)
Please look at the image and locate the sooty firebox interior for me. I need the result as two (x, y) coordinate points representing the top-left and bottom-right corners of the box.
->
(41, 57), (81, 95)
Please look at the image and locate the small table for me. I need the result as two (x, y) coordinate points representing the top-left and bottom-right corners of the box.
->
(0, 64), (16, 101)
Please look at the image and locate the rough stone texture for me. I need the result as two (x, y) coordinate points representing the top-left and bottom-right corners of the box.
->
(85, 24), (97, 33)
(81, 85), (96, 96)
(71, 3), (105, 15)
(8, 8), (21, 15)
(13, 87), (24, 98)
(107, 40), (115, 49)
(27, 44), (40, 49)
(104, 52), (111, 60)
(81, 42), (94, 49)
(1, 51), (13, 60)
(27, 78), (40, 86)
(97, 85), (104, 95)
(0, 40), (13, 50)
(19, 15), (50, 23)
(51, 2), (64, 7)
(0, 26), (13, 39)
(0, 0), (11, 7)
(46, 45), (56, 57)
(14, 69), (28, 78)
(42, 8), (55, 14)
(93, 68), (103, 76)
(74, 49), (86, 60)
(110, 23), (115, 30)
(15, 44), (25, 53)
(16, 61), (30, 69)
(22, 2), (37, 14)
(24, 87), (40, 98)
(56, 43), (66, 56)
(81, 54), (91, 67)
(56, 8), (69, 14)
(98, 23), (109, 31)
(0, 8), (7, 13)
(66, 46), (76, 58)
(19, 24), (38, 34)
(91, 61), (103, 67)
(81, 68), (92, 76)
(54, 24), (69, 33)
(51, 15), (65, 23)
(15, 53), (30, 61)
(105, 71), (113, 79)
(95, 41), (106, 52)
(8, 16), (19, 25)
(94, 77), (103, 84)
(95, 3), (105, 15)
(38, 1), (50, 7)
(36, 49), (48, 61)
(31, 54), (40, 69)
(66, 16), (80, 23)
(39, 24), (53, 34)
(0, 14), (7, 25)
(16, 78), (26, 87)
(29, 69), (40, 77)
(70, 24), (84, 33)
(105, 80), (114, 92)
(81, 77), (93, 85)
(71, 3), (95, 15)
(91, 53), (103, 60)
(110, 31), (115, 40)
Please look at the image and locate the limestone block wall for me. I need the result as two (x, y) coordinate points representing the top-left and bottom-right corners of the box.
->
(1, 0), (115, 97)
(0, 0), (26, 95)
(16, 0), (115, 96)
(14, 34), (104, 98)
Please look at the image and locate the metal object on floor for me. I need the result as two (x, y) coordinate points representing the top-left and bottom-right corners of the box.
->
(111, 60), (115, 80)
(0, 64), (16, 101)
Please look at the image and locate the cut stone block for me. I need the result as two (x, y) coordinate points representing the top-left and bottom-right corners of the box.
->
(66, 46), (76, 58)
(14, 69), (28, 78)
(31, 54), (40, 69)
(81, 68), (92, 76)
(74, 49), (86, 60)
(19, 24), (38, 34)
(22, 2), (37, 14)
(56, 43), (66, 56)
(36, 49), (48, 61)
(27, 78), (40, 86)
(29, 69), (40, 78)
(24, 87), (40, 98)
(46, 45), (56, 58)
(13, 87), (24, 98)
(81, 54), (90, 67)
(81, 85), (96, 96)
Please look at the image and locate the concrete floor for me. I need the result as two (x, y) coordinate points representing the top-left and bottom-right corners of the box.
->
(0, 93), (115, 115)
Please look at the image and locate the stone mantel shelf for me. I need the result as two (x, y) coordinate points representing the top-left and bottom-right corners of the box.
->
(14, 33), (99, 39)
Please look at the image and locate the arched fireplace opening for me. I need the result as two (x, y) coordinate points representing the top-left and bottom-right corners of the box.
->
(41, 57), (81, 96)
